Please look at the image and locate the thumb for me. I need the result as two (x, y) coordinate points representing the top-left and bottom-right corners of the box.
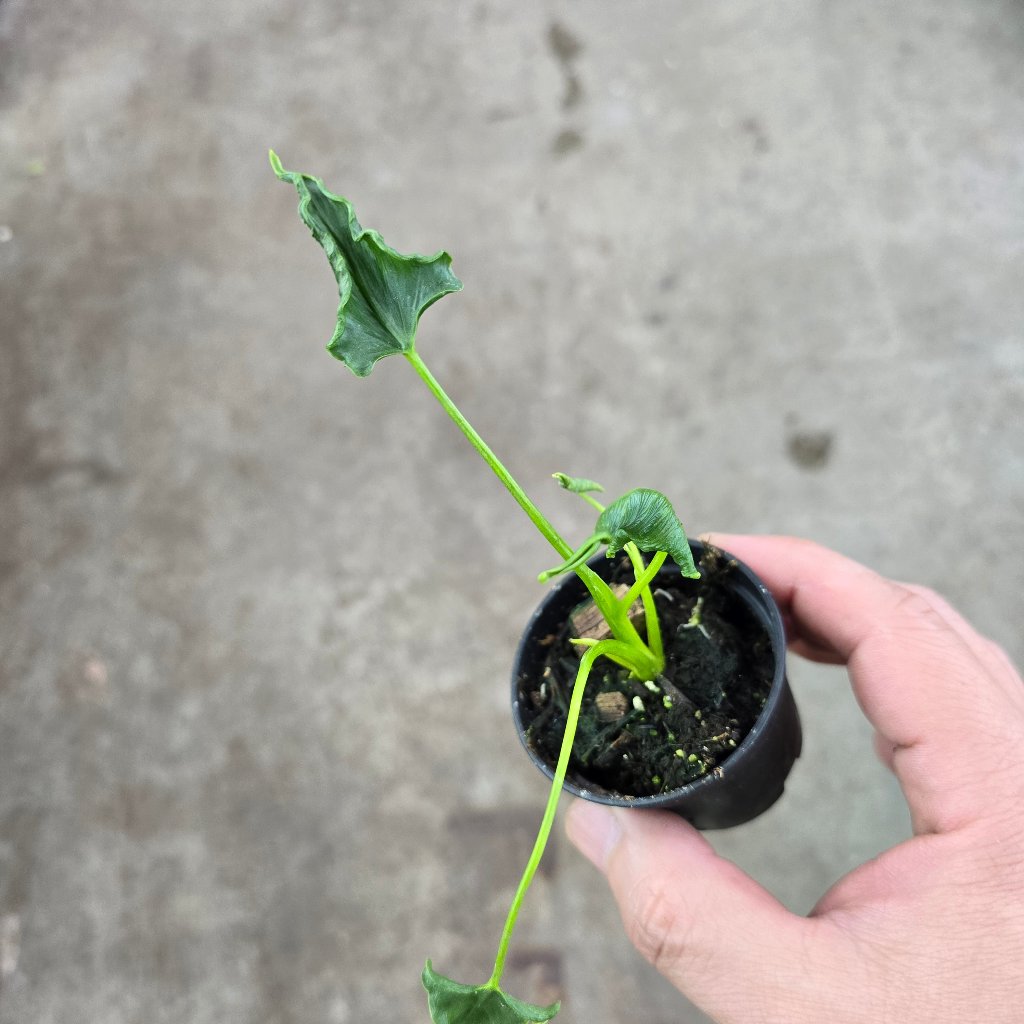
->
(566, 800), (836, 1024)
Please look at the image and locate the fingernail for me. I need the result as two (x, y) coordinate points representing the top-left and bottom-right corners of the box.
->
(566, 800), (621, 873)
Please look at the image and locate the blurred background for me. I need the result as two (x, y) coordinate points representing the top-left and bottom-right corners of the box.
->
(1, 2), (1021, 1021)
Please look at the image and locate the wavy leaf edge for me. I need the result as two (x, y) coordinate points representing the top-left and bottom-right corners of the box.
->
(422, 961), (560, 1024)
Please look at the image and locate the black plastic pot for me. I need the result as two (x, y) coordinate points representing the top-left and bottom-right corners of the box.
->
(511, 540), (801, 830)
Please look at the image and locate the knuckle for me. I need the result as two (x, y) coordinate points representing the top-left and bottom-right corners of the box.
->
(888, 586), (961, 644)
(893, 585), (946, 623)
(624, 877), (697, 975)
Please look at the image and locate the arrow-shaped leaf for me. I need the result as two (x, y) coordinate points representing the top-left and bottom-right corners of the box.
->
(540, 489), (700, 585)
(597, 488), (700, 578)
(541, 488), (699, 581)
(423, 962), (560, 1024)
(271, 151), (463, 376)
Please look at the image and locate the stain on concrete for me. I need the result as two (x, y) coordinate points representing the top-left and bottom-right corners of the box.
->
(0, 805), (43, 915)
(16, 458), (123, 489)
(548, 21), (582, 64)
(187, 42), (214, 102)
(561, 73), (582, 111)
(0, 274), (43, 502)
(552, 128), (584, 156)
(96, 782), (185, 841)
(739, 115), (771, 153)
(484, 106), (519, 123)
(547, 20), (583, 110)
(786, 430), (834, 471)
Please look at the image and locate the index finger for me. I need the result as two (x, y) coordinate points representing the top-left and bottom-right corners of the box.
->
(705, 534), (1024, 835)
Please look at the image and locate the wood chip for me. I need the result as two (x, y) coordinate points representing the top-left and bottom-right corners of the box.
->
(655, 673), (694, 712)
(595, 690), (629, 722)
(570, 584), (645, 648)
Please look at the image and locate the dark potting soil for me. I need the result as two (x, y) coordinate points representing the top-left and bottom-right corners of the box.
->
(520, 546), (774, 798)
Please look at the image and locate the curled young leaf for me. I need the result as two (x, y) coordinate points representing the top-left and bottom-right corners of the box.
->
(552, 473), (605, 495)
(538, 489), (698, 581)
(537, 535), (605, 582)
(422, 962), (560, 1024)
(271, 151), (463, 376)
(596, 488), (700, 578)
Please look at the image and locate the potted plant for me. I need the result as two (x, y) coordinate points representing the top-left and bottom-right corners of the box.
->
(271, 152), (801, 1023)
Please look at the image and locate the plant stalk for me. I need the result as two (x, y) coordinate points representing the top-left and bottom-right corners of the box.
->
(487, 640), (613, 989)
(405, 349), (572, 560)
(625, 545), (666, 665)
(405, 347), (663, 679)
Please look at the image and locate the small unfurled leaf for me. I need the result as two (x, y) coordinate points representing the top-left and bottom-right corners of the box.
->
(552, 473), (604, 495)
(596, 488), (700, 578)
(270, 151), (463, 376)
(422, 962), (560, 1024)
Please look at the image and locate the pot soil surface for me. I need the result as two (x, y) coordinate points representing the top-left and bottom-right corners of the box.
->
(520, 546), (774, 798)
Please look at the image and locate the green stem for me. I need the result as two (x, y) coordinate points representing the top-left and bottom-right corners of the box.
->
(575, 572), (661, 679)
(487, 640), (614, 989)
(622, 548), (667, 609)
(572, 636), (651, 672)
(405, 350), (572, 560)
(404, 349), (660, 678)
(624, 546), (667, 665)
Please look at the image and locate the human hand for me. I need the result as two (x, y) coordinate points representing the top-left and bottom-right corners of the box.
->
(566, 535), (1024, 1023)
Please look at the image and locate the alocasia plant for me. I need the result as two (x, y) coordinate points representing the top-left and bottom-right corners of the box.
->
(271, 151), (700, 1023)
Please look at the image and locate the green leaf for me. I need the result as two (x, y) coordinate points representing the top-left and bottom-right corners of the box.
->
(539, 488), (699, 581)
(537, 535), (604, 582)
(423, 963), (559, 1024)
(596, 488), (700, 578)
(552, 473), (604, 495)
(270, 151), (463, 376)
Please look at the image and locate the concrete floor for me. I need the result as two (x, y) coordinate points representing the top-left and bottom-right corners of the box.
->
(1, 1), (1022, 1021)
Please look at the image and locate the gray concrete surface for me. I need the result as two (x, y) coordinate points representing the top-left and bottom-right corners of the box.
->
(1, 1), (1022, 1021)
